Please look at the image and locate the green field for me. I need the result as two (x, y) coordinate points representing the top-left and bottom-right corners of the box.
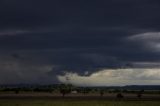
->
(0, 99), (159, 106)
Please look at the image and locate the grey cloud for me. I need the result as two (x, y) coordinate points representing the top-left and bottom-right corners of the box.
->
(0, 55), (54, 84)
(0, 0), (160, 84)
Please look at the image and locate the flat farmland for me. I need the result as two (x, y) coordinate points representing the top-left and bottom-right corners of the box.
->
(0, 98), (160, 106)
(0, 93), (160, 100)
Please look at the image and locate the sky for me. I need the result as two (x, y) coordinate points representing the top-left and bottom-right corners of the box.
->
(0, 0), (160, 86)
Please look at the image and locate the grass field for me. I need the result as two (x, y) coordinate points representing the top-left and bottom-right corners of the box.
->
(0, 93), (160, 106)
(0, 99), (160, 106)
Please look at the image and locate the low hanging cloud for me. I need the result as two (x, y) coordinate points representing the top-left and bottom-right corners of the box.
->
(0, 53), (55, 84)
(57, 68), (160, 86)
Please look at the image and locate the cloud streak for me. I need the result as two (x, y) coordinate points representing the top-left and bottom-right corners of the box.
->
(128, 32), (160, 52)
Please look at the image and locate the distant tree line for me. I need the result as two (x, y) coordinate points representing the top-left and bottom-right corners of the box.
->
(0, 84), (160, 96)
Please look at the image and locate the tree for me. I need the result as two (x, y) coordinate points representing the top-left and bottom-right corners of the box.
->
(116, 93), (124, 99)
(100, 90), (104, 97)
(14, 88), (20, 94)
(137, 93), (142, 99)
(59, 84), (72, 97)
(137, 89), (144, 99)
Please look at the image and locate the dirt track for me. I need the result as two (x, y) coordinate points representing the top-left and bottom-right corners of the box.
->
(0, 93), (160, 101)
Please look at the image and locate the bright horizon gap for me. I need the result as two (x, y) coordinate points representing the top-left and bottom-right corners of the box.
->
(57, 68), (160, 86)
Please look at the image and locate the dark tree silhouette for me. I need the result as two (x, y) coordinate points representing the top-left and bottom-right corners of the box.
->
(59, 84), (72, 97)
(116, 93), (124, 99)
(137, 89), (144, 99)
(14, 89), (20, 94)
(100, 90), (104, 97)
(137, 93), (142, 99)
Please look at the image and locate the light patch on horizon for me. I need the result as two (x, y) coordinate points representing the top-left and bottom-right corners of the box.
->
(57, 68), (160, 86)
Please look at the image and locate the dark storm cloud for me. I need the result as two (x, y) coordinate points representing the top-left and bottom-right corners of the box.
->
(0, 0), (160, 84)
(0, 0), (160, 29)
